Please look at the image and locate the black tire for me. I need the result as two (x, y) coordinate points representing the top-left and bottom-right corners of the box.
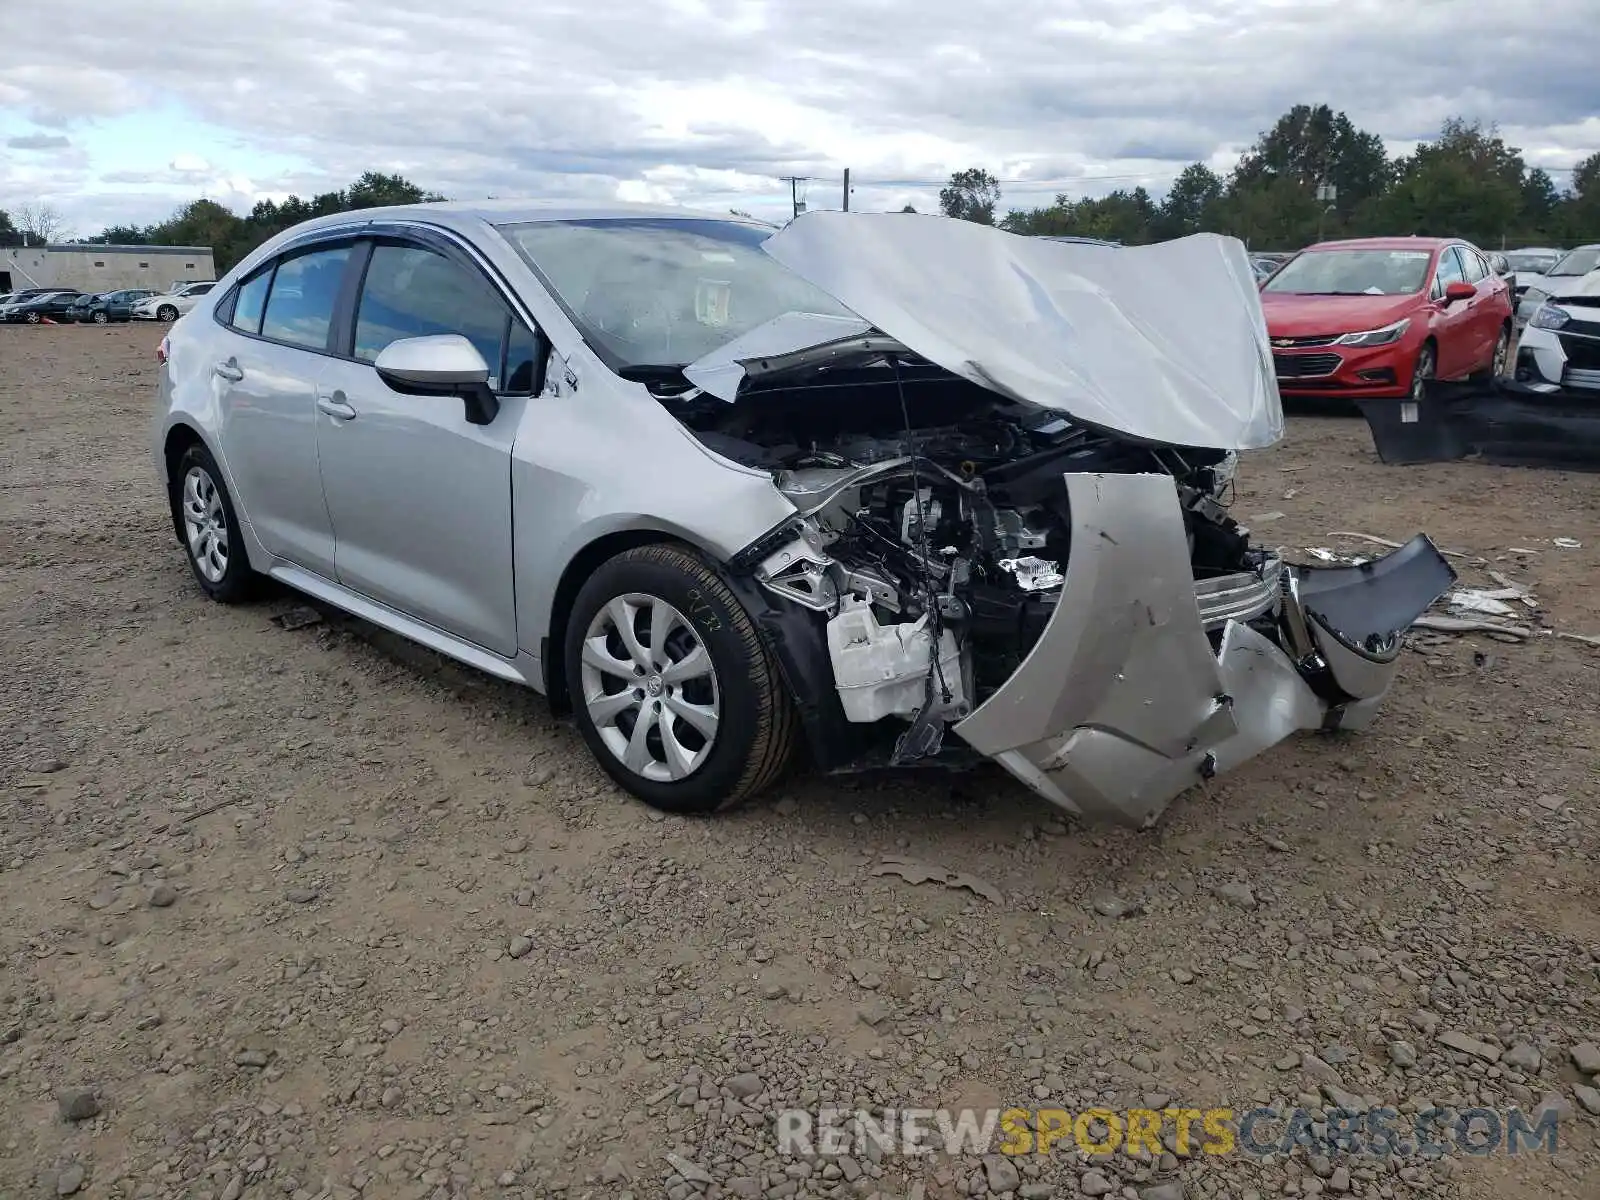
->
(25, 311), (40, 324)
(1470, 324), (1511, 383)
(1410, 342), (1435, 401)
(157, 305), (178, 322)
(564, 543), (797, 814)
(172, 443), (260, 603)
(92, 311), (108, 325)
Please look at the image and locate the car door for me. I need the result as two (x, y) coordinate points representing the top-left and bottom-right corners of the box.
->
(311, 236), (541, 657)
(211, 243), (355, 578)
(1428, 247), (1474, 378)
(1453, 246), (1495, 367)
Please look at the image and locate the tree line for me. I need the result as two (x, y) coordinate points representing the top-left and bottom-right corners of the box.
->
(4, 106), (1597, 267)
(942, 106), (1600, 251)
(0, 173), (444, 271)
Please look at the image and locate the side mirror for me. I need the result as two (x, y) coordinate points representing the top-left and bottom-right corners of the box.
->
(1443, 281), (1476, 304)
(374, 334), (499, 426)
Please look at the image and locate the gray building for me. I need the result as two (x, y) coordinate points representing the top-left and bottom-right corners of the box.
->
(1, 243), (215, 295)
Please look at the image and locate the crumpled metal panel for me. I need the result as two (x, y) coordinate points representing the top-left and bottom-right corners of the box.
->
(954, 472), (1236, 764)
(761, 211), (1283, 450)
(989, 622), (1328, 825)
(953, 472), (1446, 828)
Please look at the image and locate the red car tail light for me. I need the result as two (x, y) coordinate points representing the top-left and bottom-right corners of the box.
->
(156, 335), (170, 365)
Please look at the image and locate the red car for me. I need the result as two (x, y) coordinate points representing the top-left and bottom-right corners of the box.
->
(1259, 237), (1514, 403)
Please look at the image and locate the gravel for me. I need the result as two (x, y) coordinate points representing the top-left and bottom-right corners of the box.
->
(2, 326), (1598, 1199)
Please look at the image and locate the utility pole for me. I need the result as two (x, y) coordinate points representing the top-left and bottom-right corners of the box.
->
(781, 176), (807, 219)
(842, 168), (850, 212)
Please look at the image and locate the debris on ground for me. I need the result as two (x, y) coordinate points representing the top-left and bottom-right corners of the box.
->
(272, 605), (324, 631)
(869, 855), (1003, 903)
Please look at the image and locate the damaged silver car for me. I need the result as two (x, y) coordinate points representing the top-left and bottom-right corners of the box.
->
(154, 202), (1455, 825)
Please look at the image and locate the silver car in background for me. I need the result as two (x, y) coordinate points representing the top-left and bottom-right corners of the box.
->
(153, 202), (1453, 826)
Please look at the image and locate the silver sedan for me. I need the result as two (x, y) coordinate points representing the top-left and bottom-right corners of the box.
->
(154, 202), (1454, 825)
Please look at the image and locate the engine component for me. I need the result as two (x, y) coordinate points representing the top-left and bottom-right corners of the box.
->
(900, 488), (942, 547)
(995, 508), (1048, 553)
(826, 595), (967, 723)
(999, 556), (1063, 592)
(840, 565), (901, 611)
(755, 524), (838, 612)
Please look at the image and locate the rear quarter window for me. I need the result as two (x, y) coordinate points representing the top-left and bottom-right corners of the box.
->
(229, 268), (273, 335)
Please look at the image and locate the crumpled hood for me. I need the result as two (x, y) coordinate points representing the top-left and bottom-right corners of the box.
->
(756, 211), (1284, 451)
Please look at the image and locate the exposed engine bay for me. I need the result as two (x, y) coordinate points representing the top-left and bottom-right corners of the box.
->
(653, 354), (1278, 766)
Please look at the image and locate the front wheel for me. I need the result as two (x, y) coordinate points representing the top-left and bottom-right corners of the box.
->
(564, 544), (797, 813)
(157, 305), (178, 322)
(24, 311), (40, 324)
(1410, 343), (1435, 402)
(92, 310), (109, 325)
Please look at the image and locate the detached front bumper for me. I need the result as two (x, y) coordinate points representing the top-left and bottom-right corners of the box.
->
(953, 473), (1454, 827)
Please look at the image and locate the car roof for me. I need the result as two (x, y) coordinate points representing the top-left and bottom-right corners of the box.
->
(1303, 237), (1459, 252)
(276, 198), (775, 243)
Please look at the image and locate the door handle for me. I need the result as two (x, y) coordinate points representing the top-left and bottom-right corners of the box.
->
(213, 359), (243, 382)
(316, 391), (358, 421)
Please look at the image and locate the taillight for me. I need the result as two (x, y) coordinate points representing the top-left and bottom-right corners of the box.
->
(156, 335), (169, 365)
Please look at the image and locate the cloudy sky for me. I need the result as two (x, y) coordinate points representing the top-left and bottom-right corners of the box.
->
(1, 0), (1595, 238)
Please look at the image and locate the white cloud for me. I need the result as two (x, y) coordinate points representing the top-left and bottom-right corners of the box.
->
(0, 0), (1593, 234)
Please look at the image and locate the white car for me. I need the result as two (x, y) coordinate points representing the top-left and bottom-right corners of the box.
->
(132, 280), (218, 322)
(1504, 246), (1563, 300)
(1514, 244), (1599, 327)
(1516, 269), (1600, 393)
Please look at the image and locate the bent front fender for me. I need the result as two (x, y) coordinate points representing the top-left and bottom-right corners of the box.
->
(953, 472), (1453, 827)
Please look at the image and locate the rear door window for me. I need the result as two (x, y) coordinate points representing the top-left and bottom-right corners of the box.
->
(261, 246), (353, 351)
(353, 243), (530, 391)
(1457, 248), (1486, 283)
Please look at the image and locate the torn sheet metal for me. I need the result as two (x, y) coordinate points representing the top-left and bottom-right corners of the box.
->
(953, 473), (1453, 827)
(682, 311), (875, 401)
(760, 212), (1283, 451)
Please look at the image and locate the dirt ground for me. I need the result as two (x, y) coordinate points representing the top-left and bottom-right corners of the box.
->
(1, 322), (1597, 1200)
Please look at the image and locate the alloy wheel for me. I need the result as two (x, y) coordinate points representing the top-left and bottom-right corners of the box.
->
(158, 305), (178, 322)
(93, 311), (108, 324)
(25, 311), (40, 324)
(579, 593), (721, 783)
(181, 466), (229, 583)
(1492, 329), (1509, 378)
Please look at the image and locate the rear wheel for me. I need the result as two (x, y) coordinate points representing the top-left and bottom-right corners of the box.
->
(173, 443), (260, 603)
(564, 544), (797, 813)
(1471, 324), (1510, 383)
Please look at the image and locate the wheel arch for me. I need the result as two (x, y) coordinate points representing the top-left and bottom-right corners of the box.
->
(541, 528), (699, 714)
(161, 422), (208, 545)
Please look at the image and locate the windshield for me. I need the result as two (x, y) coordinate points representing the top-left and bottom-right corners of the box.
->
(496, 217), (857, 372)
(1506, 251), (1559, 273)
(1262, 248), (1433, 296)
(1548, 247), (1600, 277)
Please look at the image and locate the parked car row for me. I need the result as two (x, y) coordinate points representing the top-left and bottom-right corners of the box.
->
(0, 281), (215, 324)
